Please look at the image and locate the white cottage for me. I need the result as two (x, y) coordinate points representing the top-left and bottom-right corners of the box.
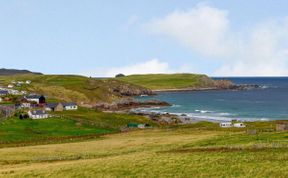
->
(7, 84), (14, 88)
(28, 110), (49, 119)
(63, 102), (78, 110)
(234, 123), (246, 128)
(220, 122), (233, 128)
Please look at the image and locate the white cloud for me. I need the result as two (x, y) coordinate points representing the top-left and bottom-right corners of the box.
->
(143, 4), (234, 58)
(84, 59), (173, 77)
(144, 4), (288, 76)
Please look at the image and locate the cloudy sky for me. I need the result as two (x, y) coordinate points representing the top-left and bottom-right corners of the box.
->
(1, 0), (288, 76)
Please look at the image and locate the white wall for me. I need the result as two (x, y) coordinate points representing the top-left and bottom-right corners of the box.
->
(64, 105), (78, 110)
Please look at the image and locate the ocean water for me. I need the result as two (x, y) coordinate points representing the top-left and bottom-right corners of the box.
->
(135, 77), (288, 121)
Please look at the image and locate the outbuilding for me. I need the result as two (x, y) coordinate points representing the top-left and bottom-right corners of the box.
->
(234, 123), (246, 128)
(46, 103), (64, 112)
(219, 122), (233, 128)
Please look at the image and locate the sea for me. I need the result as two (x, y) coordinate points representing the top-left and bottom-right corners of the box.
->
(135, 77), (288, 121)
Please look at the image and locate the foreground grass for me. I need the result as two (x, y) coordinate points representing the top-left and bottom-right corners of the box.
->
(116, 73), (215, 90)
(0, 125), (287, 177)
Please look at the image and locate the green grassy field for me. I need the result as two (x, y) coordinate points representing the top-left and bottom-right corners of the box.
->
(116, 73), (215, 90)
(0, 108), (154, 147)
(0, 124), (287, 178)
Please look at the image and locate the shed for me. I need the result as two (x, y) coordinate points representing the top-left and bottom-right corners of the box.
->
(46, 103), (64, 112)
(127, 123), (139, 128)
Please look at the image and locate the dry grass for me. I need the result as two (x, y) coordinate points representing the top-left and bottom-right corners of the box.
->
(0, 128), (287, 177)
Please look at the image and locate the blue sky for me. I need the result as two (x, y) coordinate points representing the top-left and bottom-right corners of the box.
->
(1, 0), (288, 76)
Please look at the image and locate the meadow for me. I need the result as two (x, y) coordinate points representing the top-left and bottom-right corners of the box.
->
(1, 74), (288, 177)
(0, 107), (153, 147)
(0, 121), (287, 177)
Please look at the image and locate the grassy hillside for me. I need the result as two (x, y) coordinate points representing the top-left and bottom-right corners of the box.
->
(116, 73), (216, 90)
(0, 74), (150, 104)
(0, 123), (287, 177)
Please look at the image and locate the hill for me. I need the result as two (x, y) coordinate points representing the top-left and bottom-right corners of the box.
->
(0, 74), (152, 104)
(0, 68), (42, 76)
(116, 73), (217, 90)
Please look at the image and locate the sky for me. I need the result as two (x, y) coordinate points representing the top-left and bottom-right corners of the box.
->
(1, 0), (288, 77)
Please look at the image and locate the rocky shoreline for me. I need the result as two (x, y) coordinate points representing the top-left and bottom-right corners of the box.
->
(94, 98), (171, 111)
(94, 81), (263, 125)
(130, 109), (227, 124)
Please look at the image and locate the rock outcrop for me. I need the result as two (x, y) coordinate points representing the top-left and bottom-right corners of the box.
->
(111, 85), (154, 96)
(94, 98), (171, 111)
(213, 80), (261, 90)
(108, 80), (154, 96)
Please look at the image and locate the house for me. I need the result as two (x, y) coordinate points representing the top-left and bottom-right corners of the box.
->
(7, 84), (14, 88)
(233, 123), (246, 128)
(63, 102), (78, 110)
(28, 110), (49, 119)
(46, 103), (64, 112)
(276, 122), (288, 131)
(8, 89), (21, 95)
(25, 94), (46, 104)
(219, 122), (233, 128)
(0, 90), (8, 96)
(15, 102), (31, 109)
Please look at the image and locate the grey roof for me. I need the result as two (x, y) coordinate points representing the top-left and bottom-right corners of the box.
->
(62, 102), (77, 107)
(46, 103), (58, 108)
(0, 90), (8, 95)
(30, 110), (47, 115)
(25, 94), (42, 99)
